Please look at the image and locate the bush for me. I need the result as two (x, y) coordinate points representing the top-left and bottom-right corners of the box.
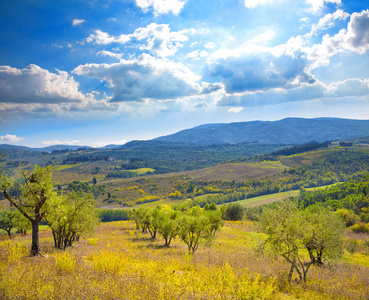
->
(223, 203), (244, 221)
(350, 222), (369, 234)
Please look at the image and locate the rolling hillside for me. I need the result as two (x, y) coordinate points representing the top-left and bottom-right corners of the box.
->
(153, 117), (369, 145)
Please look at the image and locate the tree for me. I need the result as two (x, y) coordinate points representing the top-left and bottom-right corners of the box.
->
(13, 209), (31, 235)
(0, 210), (17, 239)
(302, 205), (346, 266)
(178, 206), (212, 254)
(45, 192), (100, 249)
(157, 208), (179, 247)
(258, 201), (345, 283)
(0, 165), (55, 256)
(205, 209), (223, 236)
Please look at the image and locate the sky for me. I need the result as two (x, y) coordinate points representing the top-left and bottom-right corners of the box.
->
(0, 0), (369, 148)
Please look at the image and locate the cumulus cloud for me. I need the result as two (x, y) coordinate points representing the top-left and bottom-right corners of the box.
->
(308, 9), (369, 66)
(206, 9), (369, 97)
(218, 77), (369, 108)
(72, 19), (85, 26)
(186, 49), (208, 60)
(86, 30), (131, 45)
(97, 50), (122, 60)
(0, 64), (92, 104)
(207, 44), (315, 94)
(73, 54), (203, 102)
(306, 0), (341, 13)
(326, 78), (369, 97)
(308, 9), (349, 36)
(86, 23), (190, 57)
(0, 134), (24, 143)
(135, 0), (187, 16)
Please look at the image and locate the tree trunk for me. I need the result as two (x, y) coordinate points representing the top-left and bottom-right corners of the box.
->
(31, 220), (41, 256)
(288, 263), (294, 282)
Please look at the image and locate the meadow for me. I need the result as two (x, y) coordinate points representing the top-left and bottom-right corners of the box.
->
(0, 219), (368, 299)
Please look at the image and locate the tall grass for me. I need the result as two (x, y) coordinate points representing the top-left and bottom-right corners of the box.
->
(0, 220), (367, 299)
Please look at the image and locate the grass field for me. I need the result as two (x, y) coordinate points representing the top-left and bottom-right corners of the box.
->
(231, 190), (301, 208)
(279, 149), (330, 167)
(0, 220), (368, 299)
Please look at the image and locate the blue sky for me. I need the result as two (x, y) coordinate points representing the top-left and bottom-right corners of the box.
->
(0, 0), (369, 147)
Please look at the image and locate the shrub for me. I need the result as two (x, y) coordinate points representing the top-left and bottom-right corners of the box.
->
(350, 222), (369, 234)
(54, 252), (76, 273)
(224, 203), (244, 221)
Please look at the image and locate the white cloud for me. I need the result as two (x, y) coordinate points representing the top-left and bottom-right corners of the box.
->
(42, 140), (80, 146)
(0, 134), (24, 143)
(228, 107), (244, 113)
(306, 0), (341, 13)
(135, 0), (187, 16)
(0, 64), (90, 104)
(72, 19), (85, 26)
(86, 23), (190, 57)
(73, 54), (203, 101)
(97, 50), (122, 60)
(218, 77), (369, 108)
(207, 42), (315, 94)
(134, 23), (189, 57)
(248, 29), (275, 45)
(86, 30), (131, 45)
(308, 9), (369, 65)
(204, 42), (215, 49)
(244, 0), (282, 9)
(186, 49), (208, 60)
(309, 9), (349, 36)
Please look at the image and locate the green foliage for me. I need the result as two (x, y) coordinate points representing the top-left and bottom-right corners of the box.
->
(13, 209), (31, 235)
(0, 165), (56, 255)
(223, 203), (244, 221)
(0, 210), (17, 238)
(130, 205), (223, 251)
(98, 209), (129, 222)
(271, 141), (329, 156)
(67, 181), (105, 197)
(157, 208), (180, 246)
(298, 174), (369, 222)
(258, 201), (345, 283)
(178, 206), (213, 254)
(45, 192), (100, 249)
(350, 222), (369, 234)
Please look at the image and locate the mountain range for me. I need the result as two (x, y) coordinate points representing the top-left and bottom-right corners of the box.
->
(152, 117), (369, 145)
(2, 118), (369, 151)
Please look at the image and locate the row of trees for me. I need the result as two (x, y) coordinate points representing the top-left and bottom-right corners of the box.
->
(130, 205), (223, 253)
(0, 164), (99, 255)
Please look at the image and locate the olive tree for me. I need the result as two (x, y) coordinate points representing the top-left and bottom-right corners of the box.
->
(157, 208), (180, 247)
(258, 201), (345, 283)
(178, 206), (212, 254)
(45, 192), (100, 249)
(0, 165), (55, 256)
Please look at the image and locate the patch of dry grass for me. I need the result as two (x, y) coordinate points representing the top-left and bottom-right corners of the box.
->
(0, 221), (368, 299)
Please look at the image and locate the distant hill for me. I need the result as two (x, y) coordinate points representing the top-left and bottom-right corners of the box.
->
(0, 144), (92, 152)
(153, 118), (369, 145)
